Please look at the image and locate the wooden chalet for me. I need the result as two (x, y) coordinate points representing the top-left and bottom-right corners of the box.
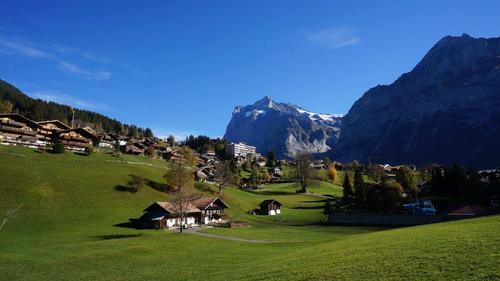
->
(190, 197), (229, 224)
(259, 199), (282, 215)
(140, 202), (201, 229)
(98, 133), (115, 149)
(0, 113), (41, 148)
(125, 142), (145, 155)
(55, 127), (99, 151)
(37, 120), (71, 145)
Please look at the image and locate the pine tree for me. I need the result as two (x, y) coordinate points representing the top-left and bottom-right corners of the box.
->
(342, 173), (354, 202)
(353, 168), (366, 206)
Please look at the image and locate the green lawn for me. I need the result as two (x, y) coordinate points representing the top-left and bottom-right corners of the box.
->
(1, 145), (499, 280)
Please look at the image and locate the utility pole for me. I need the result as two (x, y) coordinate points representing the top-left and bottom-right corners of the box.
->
(71, 108), (75, 129)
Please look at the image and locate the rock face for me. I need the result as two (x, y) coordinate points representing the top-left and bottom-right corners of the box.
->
(333, 34), (500, 168)
(224, 96), (342, 158)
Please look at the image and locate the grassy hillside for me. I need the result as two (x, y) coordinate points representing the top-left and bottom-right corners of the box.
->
(0, 145), (498, 280)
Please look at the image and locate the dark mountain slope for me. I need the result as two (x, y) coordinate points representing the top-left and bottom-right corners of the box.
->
(333, 34), (500, 168)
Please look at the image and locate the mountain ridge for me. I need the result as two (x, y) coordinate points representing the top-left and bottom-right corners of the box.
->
(332, 34), (500, 168)
(224, 96), (342, 158)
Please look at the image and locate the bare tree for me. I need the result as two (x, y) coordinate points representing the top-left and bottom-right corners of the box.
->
(167, 189), (198, 233)
(294, 153), (315, 193)
(164, 146), (197, 191)
(214, 161), (234, 194)
(0, 204), (23, 231)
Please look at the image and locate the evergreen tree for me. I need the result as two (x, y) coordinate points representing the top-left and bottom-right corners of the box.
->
(323, 200), (334, 215)
(266, 151), (276, 167)
(353, 168), (366, 206)
(342, 173), (354, 202)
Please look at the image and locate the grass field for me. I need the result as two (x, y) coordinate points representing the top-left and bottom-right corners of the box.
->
(0, 145), (499, 280)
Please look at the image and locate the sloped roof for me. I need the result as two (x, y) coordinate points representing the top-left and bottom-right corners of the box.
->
(259, 199), (282, 207)
(0, 113), (40, 128)
(58, 127), (99, 141)
(37, 120), (71, 129)
(190, 197), (229, 209)
(153, 202), (201, 214)
(447, 205), (491, 216)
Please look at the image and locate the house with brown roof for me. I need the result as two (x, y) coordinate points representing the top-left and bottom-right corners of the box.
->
(140, 197), (229, 229)
(190, 197), (229, 224)
(140, 201), (201, 229)
(259, 199), (282, 215)
(37, 120), (71, 146)
(0, 113), (41, 148)
(55, 127), (100, 151)
(125, 142), (145, 155)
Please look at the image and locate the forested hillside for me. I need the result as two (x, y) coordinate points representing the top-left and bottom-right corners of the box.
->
(0, 79), (153, 137)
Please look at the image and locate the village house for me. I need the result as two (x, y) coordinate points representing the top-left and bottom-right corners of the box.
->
(98, 133), (116, 150)
(55, 127), (100, 151)
(140, 202), (201, 229)
(0, 113), (41, 148)
(37, 120), (71, 146)
(140, 197), (229, 229)
(190, 197), (229, 224)
(125, 142), (146, 155)
(259, 199), (282, 215)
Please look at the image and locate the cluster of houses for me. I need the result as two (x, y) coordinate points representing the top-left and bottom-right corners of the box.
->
(0, 113), (175, 157)
(140, 196), (283, 229)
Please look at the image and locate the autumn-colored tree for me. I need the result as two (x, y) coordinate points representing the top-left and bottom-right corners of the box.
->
(327, 164), (337, 184)
(145, 145), (156, 158)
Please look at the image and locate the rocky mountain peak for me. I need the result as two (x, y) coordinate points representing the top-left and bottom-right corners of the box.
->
(224, 97), (343, 158)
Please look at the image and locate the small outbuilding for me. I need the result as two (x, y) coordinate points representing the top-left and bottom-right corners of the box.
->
(259, 199), (282, 215)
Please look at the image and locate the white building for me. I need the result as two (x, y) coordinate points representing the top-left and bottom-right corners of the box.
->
(226, 142), (257, 158)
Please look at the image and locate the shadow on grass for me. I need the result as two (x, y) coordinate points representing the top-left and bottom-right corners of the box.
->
(291, 205), (324, 210)
(113, 219), (150, 230)
(302, 199), (329, 203)
(74, 152), (90, 156)
(94, 233), (143, 240)
(247, 190), (295, 196)
(113, 175), (170, 193)
(146, 178), (168, 193)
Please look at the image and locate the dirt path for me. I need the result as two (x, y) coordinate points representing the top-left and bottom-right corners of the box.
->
(185, 229), (271, 243)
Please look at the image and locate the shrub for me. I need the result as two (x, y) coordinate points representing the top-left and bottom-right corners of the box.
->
(84, 145), (94, 155)
(52, 143), (65, 154)
(128, 176), (145, 193)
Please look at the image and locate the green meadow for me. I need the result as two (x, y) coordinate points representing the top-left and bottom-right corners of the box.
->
(0, 145), (498, 280)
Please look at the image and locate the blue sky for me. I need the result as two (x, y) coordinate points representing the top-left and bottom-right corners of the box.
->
(1, 0), (499, 138)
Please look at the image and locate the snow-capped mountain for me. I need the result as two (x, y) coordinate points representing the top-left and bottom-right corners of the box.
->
(224, 96), (342, 158)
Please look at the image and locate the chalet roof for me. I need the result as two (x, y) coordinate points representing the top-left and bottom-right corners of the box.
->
(37, 120), (71, 129)
(0, 113), (41, 128)
(190, 197), (229, 209)
(147, 202), (202, 214)
(447, 205), (492, 216)
(58, 127), (99, 141)
(259, 199), (282, 207)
